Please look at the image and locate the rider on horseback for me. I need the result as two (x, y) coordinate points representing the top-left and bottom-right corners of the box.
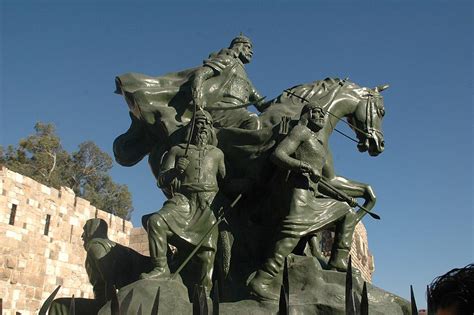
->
(191, 34), (267, 130)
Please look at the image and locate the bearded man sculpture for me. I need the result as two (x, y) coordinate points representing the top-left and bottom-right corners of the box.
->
(140, 110), (226, 296)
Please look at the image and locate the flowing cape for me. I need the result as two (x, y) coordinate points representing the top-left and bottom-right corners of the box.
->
(113, 65), (262, 168)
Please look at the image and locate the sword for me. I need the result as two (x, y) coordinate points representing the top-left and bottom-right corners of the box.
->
(318, 178), (381, 220)
(184, 100), (199, 157)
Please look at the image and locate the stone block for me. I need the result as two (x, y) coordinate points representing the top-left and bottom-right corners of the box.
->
(30, 274), (45, 288)
(6, 256), (17, 269)
(12, 288), (21, 300)
(0, 267), (11, 281)
(13, 186), (24, 195)
(25, 286), (35, 299)
(69, 216), (79, 226)
(45, 263), (55, 276)
(9, 198), (20, 205)
(56, 276), (64, 285)
(10, 271), (19, 284)
(14, 173), (24, 184)
(40, 185), (51, 195)
(46, 275), (57, 285)
(30, 298), (41, 311)
(49, 250), (58, 260)
(59, 205), (68, 214)
(1, 298), (12, 310)
(15, 298), (26, 311)
(5, 229), (22, 241)
(50, 187), (59, 198)
(75, 197), (90, 207)
(27, 198), (38, 207)
(34, 287), (43, 300)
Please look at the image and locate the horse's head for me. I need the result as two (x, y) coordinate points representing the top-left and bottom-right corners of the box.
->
(348, 84), (389, 156)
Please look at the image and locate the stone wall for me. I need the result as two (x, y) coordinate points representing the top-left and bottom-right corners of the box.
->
(350, 223), (375, 281)
(0, 167), (133, 315)
(0, 167), (374, 314)
(320, 223), (375, 281)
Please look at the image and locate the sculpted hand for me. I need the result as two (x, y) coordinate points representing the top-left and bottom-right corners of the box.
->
(348, 197), (358, 207)
(298, 161), (313, 174)
(360, 185), (377, 210)
(176, 157), (190, 173)
(192, 87), (204, 109)
(309, 172), (321, 183)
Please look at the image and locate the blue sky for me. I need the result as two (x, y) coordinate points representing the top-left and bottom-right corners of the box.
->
(1, 0), (472, 307)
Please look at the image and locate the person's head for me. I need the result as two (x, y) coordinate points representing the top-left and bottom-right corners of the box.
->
(229, 34), (253, 64)
(81, 218), (108, 248)
(299, 103), (326, 132)
(428, 264), (473, 315)
(190, 110), (216, 147)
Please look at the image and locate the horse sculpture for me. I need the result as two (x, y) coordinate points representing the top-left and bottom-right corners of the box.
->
(213, 78), (387, 220)
(202, 78), (388, 299)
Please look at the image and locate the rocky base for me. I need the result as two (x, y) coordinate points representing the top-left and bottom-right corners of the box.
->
(98, 256), (409, 314)
(98, 279), (191, 315)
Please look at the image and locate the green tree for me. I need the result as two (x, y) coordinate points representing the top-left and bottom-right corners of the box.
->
(0, 122), (133, 219)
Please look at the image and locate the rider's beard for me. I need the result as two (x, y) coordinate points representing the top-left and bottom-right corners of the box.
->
(308, 117), (324, 132)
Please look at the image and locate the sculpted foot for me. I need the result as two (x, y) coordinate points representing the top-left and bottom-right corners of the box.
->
(327, 249), (349, 272)
(248, 271), (279, 301)
(140, 267), (170, 280)
(328, 261), (347, 272)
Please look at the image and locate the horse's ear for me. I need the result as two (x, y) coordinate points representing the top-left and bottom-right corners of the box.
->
(374, 84), (390, 93)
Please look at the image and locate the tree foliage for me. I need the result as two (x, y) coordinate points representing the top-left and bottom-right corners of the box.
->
(0, 122), (133, 219)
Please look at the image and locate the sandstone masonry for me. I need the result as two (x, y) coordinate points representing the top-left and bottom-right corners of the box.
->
(0, 167), (132, 315)
(0, 167), (374, 314)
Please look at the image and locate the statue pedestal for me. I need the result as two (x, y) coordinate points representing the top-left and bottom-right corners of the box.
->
(98, 279), (191, 315)
(98, 256), (409, 314)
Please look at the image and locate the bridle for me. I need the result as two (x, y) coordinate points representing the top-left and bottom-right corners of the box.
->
(284, 81), (384, 145)
(358, 92), (384, 142)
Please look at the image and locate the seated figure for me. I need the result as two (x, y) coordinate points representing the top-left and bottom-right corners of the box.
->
(47, 218), (152, 314)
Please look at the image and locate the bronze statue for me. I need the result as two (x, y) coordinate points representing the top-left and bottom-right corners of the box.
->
(107, 34), (405, 312)
(191, 34), (266, 129)
(140, 110), (225, 296)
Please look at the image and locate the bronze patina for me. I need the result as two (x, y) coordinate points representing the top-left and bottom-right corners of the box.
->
(41, 35), (408, 314)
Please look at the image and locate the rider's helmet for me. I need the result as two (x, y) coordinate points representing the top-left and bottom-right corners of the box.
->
(229, 33), (252, 48)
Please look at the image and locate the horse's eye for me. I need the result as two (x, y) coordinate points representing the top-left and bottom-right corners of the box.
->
(379, 108), (385, 117)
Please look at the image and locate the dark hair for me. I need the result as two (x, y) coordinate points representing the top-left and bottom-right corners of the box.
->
(428, 263), (473, 314)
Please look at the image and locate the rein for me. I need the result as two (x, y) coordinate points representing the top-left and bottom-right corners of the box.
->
(364, 94), (384, 140)
(283, 83), (375, 143)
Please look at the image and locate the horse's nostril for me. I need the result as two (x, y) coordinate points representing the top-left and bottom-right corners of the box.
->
(380, 141), (385, 149)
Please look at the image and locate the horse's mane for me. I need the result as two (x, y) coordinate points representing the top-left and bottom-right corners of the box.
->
(281, 77), (364, 105)
(259, 77), (373, 129)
